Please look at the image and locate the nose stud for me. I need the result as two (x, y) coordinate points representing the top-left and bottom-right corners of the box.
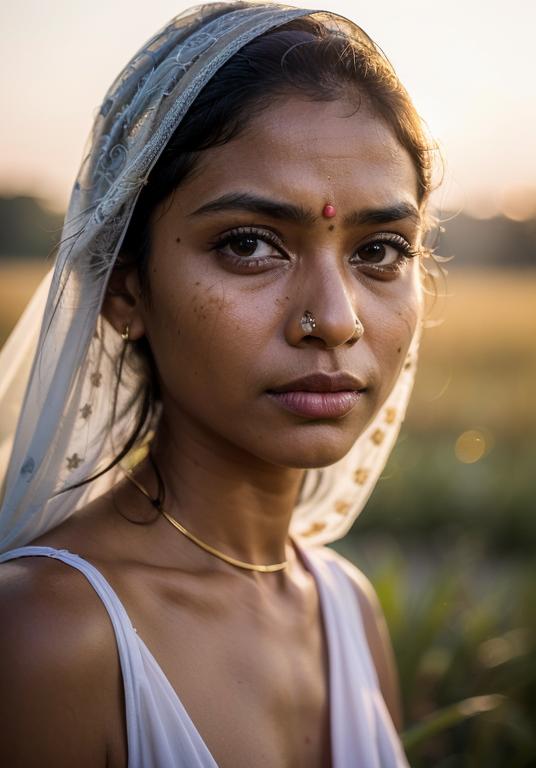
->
(300, 311), (364, 341)
(300, 310), (317, 334)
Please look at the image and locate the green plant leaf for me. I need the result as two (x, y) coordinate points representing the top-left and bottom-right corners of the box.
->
(402, 694), (505, 752)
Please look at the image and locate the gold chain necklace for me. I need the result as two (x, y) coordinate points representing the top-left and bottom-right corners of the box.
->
(122, 459), (289, 573)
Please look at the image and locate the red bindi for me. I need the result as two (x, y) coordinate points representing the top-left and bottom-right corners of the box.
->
(322, 203), (336, 218)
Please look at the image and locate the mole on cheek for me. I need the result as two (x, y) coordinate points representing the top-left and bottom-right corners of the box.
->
(175, 236), (181, 243)
(328, 224), (335, 231)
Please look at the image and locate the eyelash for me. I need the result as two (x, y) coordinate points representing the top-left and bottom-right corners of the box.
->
(210, 226), (420, 274)
(351, 233), (421, 274)
(210, 227), (284, 269)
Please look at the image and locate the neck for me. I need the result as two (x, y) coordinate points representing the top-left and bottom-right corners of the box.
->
(141, 415), (305, 568)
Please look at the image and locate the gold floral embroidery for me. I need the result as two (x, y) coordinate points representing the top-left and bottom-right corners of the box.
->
(66, 453), (83, 470)
(90, 371), (102, 387)
(80, 403), (92, 419)
(334, 500), (350, 515)
(353, 468), (369, 485)
(385, 407), (397, 424)
(302, 521), (327, 537)
(371, 428), (385, 445)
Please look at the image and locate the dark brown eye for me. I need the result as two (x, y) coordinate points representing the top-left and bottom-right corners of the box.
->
(359, 242), (391, 263)
(229, 236), (259, 257)
(212, 228), (287, 267)
(353, 236), (414, 268)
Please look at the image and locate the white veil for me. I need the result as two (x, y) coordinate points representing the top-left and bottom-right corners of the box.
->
(0, 2), (422, 554)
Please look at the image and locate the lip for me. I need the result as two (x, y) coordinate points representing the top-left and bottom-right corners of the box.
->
(267, 390), (364, 419)
(268, 372), (366, 394)
(266, 372), (366, 419)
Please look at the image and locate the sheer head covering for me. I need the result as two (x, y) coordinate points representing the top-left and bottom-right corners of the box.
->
(0, 1), (422, 554)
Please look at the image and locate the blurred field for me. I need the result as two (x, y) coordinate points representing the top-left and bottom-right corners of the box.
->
(414, 268), (536, 433)
(0, 259), (51, 346)
(1, 259), (535, 764)
(2, 258), (533, 547)
(2, 259), (534, 433)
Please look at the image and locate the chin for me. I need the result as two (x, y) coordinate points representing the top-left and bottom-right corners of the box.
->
(288, 450), (354, 471)
(265, 432), (360, 470)
(257, 404), (381, 469)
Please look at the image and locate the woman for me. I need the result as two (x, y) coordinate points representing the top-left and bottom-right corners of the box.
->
(0, 3), (435, 766)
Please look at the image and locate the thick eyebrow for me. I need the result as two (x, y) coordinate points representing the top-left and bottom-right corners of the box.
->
(190, 193), (317, 225)
(343, 202), (421, 228)
(190, 192), (420, 228)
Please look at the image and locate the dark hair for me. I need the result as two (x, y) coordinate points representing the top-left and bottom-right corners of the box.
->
(108, 14), (438, 474)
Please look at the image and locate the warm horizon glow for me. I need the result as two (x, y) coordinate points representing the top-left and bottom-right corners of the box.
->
(1, 0), (534, 219)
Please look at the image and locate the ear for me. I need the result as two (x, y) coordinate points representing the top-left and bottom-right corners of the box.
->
(101, 263), (146, 341)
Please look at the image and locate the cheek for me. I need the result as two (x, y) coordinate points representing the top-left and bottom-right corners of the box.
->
(142, 261), (279, 404)
(365, 270), (422, 389)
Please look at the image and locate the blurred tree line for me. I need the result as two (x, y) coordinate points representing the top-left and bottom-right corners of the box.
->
(0, 194), (535, 266)
(0, 195), (63, 258)
(439, 212), (535, 269)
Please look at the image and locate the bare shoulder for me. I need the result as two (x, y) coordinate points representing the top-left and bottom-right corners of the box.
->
(325, 548), (403, 730)
(0, 554), (125, 767)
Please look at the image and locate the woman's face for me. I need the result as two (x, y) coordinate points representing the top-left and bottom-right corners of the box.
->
(132, 95), (423, 469)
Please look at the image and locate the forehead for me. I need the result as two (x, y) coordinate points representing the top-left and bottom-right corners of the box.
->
(186, 95), (419, 209)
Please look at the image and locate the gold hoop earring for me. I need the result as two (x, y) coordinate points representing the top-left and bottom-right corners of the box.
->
(121, 324), (130, 341)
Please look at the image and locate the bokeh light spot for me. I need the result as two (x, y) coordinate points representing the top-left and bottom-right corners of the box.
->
(455, 430), (488, 464)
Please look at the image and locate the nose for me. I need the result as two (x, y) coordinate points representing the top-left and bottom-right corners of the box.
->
(286, 260), (362, 349)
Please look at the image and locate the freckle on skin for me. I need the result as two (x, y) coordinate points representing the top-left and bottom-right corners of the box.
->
(397, 346), (402, 353)
(328, 224), (334, 231)
(176, 236), (181, 243)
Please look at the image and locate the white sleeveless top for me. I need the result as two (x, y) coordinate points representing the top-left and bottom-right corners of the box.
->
(0, 543), (409, 768)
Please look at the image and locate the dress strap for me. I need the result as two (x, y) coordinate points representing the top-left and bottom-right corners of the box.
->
(0, 545), (145, 765)
(297, 544), (410, 768)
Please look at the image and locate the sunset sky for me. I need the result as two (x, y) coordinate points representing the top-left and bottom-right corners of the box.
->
(1, 0), (534, 218)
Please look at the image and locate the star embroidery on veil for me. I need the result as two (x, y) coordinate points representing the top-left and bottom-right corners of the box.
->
(371, 429), (385, 446)
(66, 453), (83, 470)
(80, 403), (93, 419)
(90, 371), (102, 387)
(302, 521), (326, 537)
(353, 468), (369, 485)
(385, 407), (397, 424)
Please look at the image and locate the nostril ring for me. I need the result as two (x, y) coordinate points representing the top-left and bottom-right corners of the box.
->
(352, 317), (365, 340)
